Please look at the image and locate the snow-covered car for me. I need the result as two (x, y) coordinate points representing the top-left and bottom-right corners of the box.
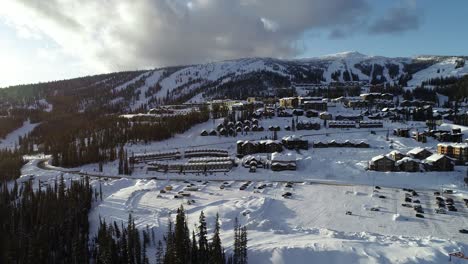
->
(415, 214), (424, 218)
(435, 209), (446, 214)
(459, 229), (468, 234)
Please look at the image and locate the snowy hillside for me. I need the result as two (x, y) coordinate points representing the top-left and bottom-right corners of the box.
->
(408, 56), (468, 87)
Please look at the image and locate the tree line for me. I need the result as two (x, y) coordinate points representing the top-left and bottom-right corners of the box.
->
(93, 206), (248, 264)
(0, 176), (94, 263)
(0, 149), (25, 181)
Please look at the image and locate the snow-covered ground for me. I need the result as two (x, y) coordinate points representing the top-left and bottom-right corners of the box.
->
(19, 103), (468, 263)
(408, 57), (468, 88)
(0, 120), (38, 150)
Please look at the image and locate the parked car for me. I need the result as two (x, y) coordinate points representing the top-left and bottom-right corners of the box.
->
(459, 229), (468, 234)
(370, 207), (380, 211)
(444, 189), (454, 194)
(435, 209), (446, 214)
(401, 203), (412, 208)
(415, 213), (424, 218)
(413, 200), (420, 204)
(379, 195), (386, 199)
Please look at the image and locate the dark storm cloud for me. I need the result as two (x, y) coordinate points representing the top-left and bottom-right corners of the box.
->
(4, 0), (421, 72)
(368, 7), (422, 34)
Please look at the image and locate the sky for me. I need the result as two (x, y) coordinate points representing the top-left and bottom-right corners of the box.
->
(0, 0), (467, 88)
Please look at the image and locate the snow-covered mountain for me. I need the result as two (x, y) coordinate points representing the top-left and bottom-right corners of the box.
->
(108, 52), (467, 110)
(2, 52), (466, 113)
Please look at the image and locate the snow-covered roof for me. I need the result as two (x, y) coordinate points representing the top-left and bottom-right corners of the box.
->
(371, 155), (392, 162)
(437, 143), (468, 148)
(396, 157), (419, 166)
(407, 147), (431, 155)
(388, 150), (404, 155)
(271, 152), (296, 162)
(424, 154), (448, 163)
(282, 135), (304, 141)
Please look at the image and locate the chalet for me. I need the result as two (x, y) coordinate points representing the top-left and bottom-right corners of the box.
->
(279, 97), (299, 108)
(278, 111), (293, 117)
(437, 143), (468, 164)
(296, 122), (320, 130)
(369, 155), (395, 172)
(407, 147), (432, 160)
(242, 156), (264, 168)
(237, 140), (256, 156)
(413, 132), (427, 143)
(262, 140), (283, 153)
(282, 135), (309, 150)
(237, 140), (283, 156)
(303, 101), (327, 111)
(423, 154), (454, 171)
(396, 157), (421, 172)
(433, 131), (457, 142)
(200, 130), (208, 136)
(305, 110), (319, 118)
(388, 150), (406, 161)
(271, 152), (297, 171)
(209, 129), (217, 136)
(319, 112), (332, 120)
(393, 128), (410, 138)
(292, 109), (304, 116)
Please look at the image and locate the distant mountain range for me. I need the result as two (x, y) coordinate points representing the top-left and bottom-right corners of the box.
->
(1, 52), (467, 113)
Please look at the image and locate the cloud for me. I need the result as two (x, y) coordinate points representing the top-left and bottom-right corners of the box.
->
(1, 0), (373, 72)
(368, 6), (422, 34)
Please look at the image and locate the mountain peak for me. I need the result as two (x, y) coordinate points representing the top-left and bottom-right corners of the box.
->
(322, 51), (367, 59)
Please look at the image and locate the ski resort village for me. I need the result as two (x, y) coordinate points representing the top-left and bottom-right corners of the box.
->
(1, 52), (468, 263)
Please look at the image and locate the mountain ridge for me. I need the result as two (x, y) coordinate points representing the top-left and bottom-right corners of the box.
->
(1, 52), (467, 113)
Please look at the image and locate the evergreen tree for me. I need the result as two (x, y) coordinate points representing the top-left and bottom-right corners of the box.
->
(209, 213), (224, 264)
(198, 211), (209, 263)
